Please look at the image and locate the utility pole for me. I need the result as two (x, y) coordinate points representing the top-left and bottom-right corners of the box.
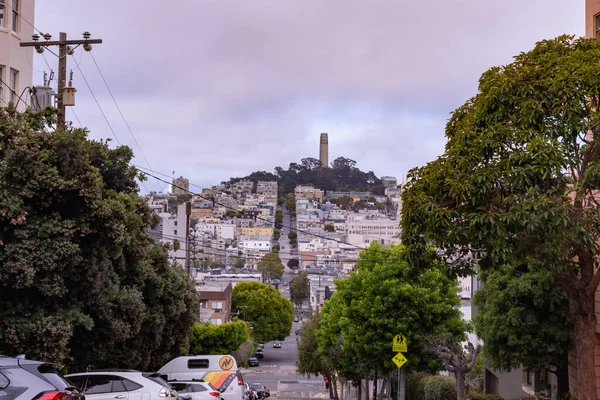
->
(20, 31), (102, 128)
(185, 201), (191, 275)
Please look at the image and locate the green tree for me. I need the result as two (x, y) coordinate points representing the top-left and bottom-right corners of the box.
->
(232, 282), (294, 342)
(286, 193), (296, 213)
(333, 196), (354, 210)
(287, 258), (300, 269)
(275, 210), (283, 224)
(297, 312), (340, 400)
(177, 193), (192, 204)
(0, 106), (198, 371)
(257, 252), (284, 280)
(324, 224), (335, 232)
(289, 271), (310, 308)
(272, 244), (280, 253)
(317, 244), (465, 382)
(400, 35), (599, 397)
(273, 229), (281, 241)
(473, 264), (571, 395)
(189, 321), (250, 355)
(233, 259), (245, 269)
(277, 197), (285, 206)
(288, 231), (297, 240)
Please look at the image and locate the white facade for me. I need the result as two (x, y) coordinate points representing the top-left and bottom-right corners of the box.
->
(344, 213), (401, 246)
(195, 218), (235, 240)
(159, 203), (188, 263)
(238, 235), (271, 252)
(0, 0), (35, 110)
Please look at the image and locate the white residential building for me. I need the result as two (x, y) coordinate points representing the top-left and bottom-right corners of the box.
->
(194, 218), (235, 240)
(159, 203), (188, 263)
(344, 213), (401, 247)
(0, 0), (35, 111)
(238, 235), (272, 253)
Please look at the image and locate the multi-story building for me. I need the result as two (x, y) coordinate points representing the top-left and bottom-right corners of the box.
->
(171, 176), (189, 196)
(256, 181), (278, 195)
(380, 176), (398, 189)
(344, 213), (401, 247)
(196, 282), (232, 325)
(295, 185), (324, 202)
(240, 227), (274, 237)
(232, 180), (254, 194)
(195, 218), (235, 240)
(238, 235), (272, 253)
(0, 0), (34, 110)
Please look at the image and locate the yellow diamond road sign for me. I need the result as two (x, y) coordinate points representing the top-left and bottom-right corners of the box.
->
(392, 333), (407, 352)
(392, 352), (407, 368)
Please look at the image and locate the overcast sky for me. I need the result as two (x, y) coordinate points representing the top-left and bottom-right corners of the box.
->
(32, 1), (584, 193)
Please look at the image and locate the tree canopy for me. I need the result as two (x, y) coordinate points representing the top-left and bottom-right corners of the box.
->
(400, 36), (600, 398)
(0, 106), (198, 371)
(231, 282), (294, 342)
(317, 244), (465, 382)
(228, 157), (385, 196)
(289, 270), (310, 308)
(257, 252), (284, 280)
(189, 321), (250, 355)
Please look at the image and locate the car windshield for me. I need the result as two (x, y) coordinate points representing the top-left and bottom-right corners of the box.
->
(250, 384), (263, 390)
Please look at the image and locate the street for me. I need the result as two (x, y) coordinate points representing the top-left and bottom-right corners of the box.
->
(241, 273), (325, 400)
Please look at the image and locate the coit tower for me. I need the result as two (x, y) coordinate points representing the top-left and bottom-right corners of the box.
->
(319, 133), (329, 167)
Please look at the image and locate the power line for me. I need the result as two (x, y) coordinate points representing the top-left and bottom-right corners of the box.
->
(71, 107), (83, 128)
(88, 52), (153, 173)
(137, 166), (392, 253)
(69, 54), (121, 145)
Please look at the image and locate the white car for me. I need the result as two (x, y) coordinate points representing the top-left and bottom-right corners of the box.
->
(66, 370), (178, 400)
(169, 381), (223, 400)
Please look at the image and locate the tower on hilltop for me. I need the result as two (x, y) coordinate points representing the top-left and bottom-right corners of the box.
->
(319, 133), (329, 167)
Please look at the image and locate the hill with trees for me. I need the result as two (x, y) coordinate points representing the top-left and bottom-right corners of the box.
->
(226, 157), (387, 196)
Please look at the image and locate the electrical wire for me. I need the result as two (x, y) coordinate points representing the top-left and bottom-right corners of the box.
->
(138, 166), (404, 259)
(88, 52), (153, 174)
(68, 54), (121, 145)
(71, 107), (83, 128)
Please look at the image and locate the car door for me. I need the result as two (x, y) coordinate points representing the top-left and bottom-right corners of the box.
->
(85, 374), (129, 400)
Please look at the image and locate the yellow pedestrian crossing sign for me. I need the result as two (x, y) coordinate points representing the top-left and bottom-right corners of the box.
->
(392, 352), (407, 368)
(392, 333), (407, 352)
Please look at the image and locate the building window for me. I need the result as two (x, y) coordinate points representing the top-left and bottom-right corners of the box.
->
(173, 230), (177, 235)
(10, 0), (17, 33)
(597, 14), (600, 41)
(0, 0), (4, 27)
(212, 301), (223, 309)
(9, 68), (17, 104)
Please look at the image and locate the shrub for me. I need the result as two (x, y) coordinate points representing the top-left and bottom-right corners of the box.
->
(406, 372), (432, 400)
(423, 375), (456, 400)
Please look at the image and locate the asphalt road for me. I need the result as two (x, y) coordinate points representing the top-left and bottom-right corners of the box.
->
(241, 280), (325, 400)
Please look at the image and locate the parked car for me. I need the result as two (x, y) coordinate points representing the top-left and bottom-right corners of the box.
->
(0, 355), (84, 400)
(244, 382), (258, 400)
(257, 343), (264, 350)
(158, 355), (245, 400)
(254, 350), (264, 359)
(249, 383), (270, 399)
(169, 380), (223, 400)
(67, 370), (178, 400)
(293, 316), (300, 322)
(272, 341), (281, 348)
(248, 357), (259, 367)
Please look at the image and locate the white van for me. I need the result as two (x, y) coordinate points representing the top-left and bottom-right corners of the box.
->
(159, 355), (244, 400)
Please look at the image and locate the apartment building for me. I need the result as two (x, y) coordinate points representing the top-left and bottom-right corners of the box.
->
(0, 0), (34, 110)
(256, 180), (278, 195)
(295, 185), (324, 202)
(344, 213), (401, 246)
(238, 235), (272, 253)
(195, 218), (235, 240)
(232, 180), (254, 194)
(240, 227), (273, 237)
(196, 282), (232, 325)
(171, 176), (189, 196)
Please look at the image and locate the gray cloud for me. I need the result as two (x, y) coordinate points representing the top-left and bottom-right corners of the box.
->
(32, 0), (583, 192)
